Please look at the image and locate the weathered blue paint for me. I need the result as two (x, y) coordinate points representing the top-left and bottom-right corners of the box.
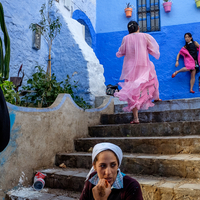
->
(72, 10), (96, 51)
(50, 6), (97, 104)
(1, 0), (98, 105)
(7, 93), (113, 113)
(0, 112), (20, 167)
(10, 111), (16, 131)
(6, 95), (72, 112)
(0, 0), (48, 82)
(96, 22), (200, 100)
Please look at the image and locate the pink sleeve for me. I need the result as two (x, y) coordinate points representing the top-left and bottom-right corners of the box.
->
(116, 37), (126, 58)
(146, 34), (160, 60)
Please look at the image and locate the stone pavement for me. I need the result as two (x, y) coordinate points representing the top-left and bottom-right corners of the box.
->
(6, 98), (200, 200)
(6, 187), (80, 200)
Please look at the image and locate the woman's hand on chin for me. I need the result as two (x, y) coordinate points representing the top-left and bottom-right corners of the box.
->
(92, 179), (111, 200)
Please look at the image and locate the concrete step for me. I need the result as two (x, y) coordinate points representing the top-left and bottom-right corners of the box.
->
(74, 135), (200, 155)
(55, 152), (200, 179)
(5, 187), (80, 200)
(101, 109), (200, 124)
(114, 97), (200, 113)
(89, 121), (200, 137)
(18, 168), (200, 200)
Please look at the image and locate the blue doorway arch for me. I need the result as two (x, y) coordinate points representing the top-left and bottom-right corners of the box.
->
(72, 10), (96, 51)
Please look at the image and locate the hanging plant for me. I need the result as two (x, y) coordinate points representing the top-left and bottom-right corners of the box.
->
(125, 3), (133, 18)
(163, 0), (172, 12)
(195, 0), (200, 8)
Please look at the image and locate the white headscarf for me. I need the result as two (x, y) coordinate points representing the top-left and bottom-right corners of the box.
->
(86, 142), (123, 180)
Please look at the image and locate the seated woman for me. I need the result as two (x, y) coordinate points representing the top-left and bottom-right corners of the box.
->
(80, 142), (143, 200)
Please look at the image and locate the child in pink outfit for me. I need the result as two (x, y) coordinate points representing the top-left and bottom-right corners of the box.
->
(172, 33), (200, 93)
(114, 21), (161, 124)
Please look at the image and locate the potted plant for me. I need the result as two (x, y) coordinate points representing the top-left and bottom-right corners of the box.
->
(163, 0), (172, 12)
(125, 3), (133, 18)
(195, 0), (200, 8)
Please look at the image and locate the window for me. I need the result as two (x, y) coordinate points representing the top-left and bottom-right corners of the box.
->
(137, 0), (160, 32)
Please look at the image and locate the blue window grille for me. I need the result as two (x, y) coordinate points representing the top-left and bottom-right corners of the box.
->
(137, 0), (160, 32)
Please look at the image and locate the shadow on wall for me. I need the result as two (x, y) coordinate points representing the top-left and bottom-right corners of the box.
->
(72, 10), (96, 51)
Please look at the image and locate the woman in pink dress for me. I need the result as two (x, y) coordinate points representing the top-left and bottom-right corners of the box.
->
(114, 21), (161, 124)
(172, 33), (200, 93)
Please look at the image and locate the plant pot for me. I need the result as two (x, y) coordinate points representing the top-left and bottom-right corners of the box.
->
(195, 0), (200, 8)
(124, 8), (133, 18)
(163, 2), (172, 12)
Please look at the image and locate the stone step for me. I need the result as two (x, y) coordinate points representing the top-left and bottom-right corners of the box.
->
(20, 168), (200, 200)
(37, 168), (88, 193)
(74, 135), (200, 154)
(114, 97), (200, 113)
(101, 109), (200, 124)
(89, 121), (200, 137)
(55, 152), (200, 179)
(5, 187), (80, 200)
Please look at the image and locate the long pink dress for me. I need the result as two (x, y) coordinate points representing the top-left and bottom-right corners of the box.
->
(114, 32), (160, 112)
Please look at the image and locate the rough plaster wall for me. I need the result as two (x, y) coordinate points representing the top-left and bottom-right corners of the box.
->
(1, 0), (105, 106)
(0, 94), (114, 199)
(53, 1), (106, 102)
(1, 0), (48, 82)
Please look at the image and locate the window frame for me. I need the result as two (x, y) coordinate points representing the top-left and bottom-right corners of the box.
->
(137, 0), (161, 33)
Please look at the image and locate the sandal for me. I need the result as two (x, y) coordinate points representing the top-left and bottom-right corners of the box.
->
(190, 90), (195, 94)
(154, 99), (162, 102)
(172, 71), (178, 78)
(130, 120), (140, 124)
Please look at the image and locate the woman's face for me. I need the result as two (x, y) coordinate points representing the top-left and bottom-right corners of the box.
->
(93, 150), (119, 186)
(185, 34), (192, 43)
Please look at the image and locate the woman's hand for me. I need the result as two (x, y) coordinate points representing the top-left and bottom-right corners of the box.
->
(92, 179), (111, 200)
(175, 61), (179, 67)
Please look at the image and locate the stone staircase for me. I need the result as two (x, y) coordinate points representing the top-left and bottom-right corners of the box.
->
(6, 98), (200, 200)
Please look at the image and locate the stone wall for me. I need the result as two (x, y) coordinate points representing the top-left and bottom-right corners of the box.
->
(0, 94), (114, 199)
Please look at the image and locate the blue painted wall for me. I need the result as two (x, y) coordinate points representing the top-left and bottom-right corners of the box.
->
(161, 1), (200, 27)
(0, 111), (19, 167)
(96, 0), (200, 100)
(0, 0), (98, 104)
(96, 0), (137, 33)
